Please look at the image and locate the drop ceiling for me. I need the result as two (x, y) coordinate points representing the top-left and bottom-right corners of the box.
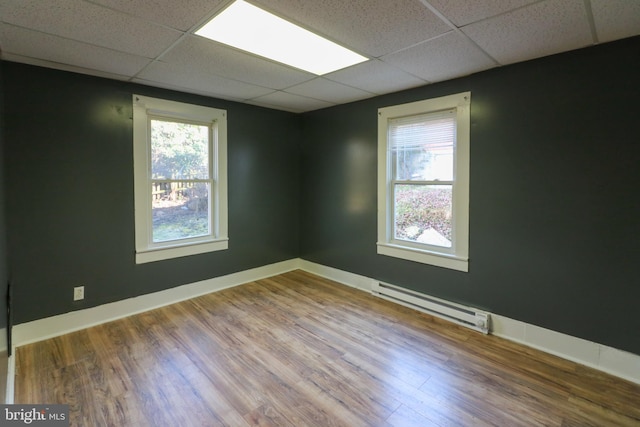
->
(0, 0), (638, 113)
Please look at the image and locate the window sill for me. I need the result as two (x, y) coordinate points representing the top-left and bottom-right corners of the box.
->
(136, 238), (229, 264)
(377, 242), (468, 272)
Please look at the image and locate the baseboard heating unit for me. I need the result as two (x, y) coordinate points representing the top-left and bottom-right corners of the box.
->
(372, 281), (491, 334)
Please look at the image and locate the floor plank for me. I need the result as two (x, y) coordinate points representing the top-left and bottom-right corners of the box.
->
(14, 270), (640, 426)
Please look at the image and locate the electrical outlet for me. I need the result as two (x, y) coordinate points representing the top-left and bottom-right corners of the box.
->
(74, 286), (85, 301)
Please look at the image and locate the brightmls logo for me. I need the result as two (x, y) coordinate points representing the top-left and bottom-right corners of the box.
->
(0, 405), (68, 426)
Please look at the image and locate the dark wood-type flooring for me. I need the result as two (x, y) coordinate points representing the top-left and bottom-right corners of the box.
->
(15, 270), (640, 426)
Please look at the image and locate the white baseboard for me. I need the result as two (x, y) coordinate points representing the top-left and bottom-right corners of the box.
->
(12, 259), (301, 348)
(5, 353), (14, 404)
(0, 329), (11, 404)
(297, 259), (374, 292)
(8, 258), (639, 387)
(6, 259), (301, 404)
(300, 260), (640, 385)
(490, 315), (640, 385)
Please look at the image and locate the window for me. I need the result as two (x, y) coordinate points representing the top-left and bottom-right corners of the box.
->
(377, 92), (470, 272)
(133, 95), (228, 263)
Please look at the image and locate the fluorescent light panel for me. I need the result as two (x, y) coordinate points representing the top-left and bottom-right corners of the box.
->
(195, 0), (367, 75)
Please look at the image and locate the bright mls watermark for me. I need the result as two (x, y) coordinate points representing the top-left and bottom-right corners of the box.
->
(0, 405), (68, 426)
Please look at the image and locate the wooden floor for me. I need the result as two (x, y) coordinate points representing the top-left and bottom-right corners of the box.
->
(15, 270), (640, 426)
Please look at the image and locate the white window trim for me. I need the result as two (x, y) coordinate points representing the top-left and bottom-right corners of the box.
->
(133, 95), (228, 264)
(377, 92), (470, 272)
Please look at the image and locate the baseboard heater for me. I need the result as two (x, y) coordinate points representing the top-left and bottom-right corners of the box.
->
(372, 281), (491, 334)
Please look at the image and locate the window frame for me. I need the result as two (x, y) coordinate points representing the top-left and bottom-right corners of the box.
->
(377, 92), (470, 272)
(133, 95), (228, 264)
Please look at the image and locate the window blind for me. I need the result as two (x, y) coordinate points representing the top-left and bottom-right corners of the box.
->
(389, 109), (456, 150)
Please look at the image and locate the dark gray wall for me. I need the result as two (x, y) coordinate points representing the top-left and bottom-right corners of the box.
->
(1, 37), (638, 356)
(2, 63), (300, 324)
(300, 37), (640, 355)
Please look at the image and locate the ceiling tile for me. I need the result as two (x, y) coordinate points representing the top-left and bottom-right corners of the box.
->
(161, 35), (315, 90)
(1, 0), (636, 113)
(131, 78), (242, 103)
(382, 32), (497, 82)
(252, 0), (452, 57)
(426, 0), (538, 27)
(591, 0), (640, 43)
(90, 0), (225, 32)
(0, 23), (152, 77)
(284, 78), (374, 104)
(1, 0), (182, 58)
(136, 60), (276, 101)
(461, 0), (594, 65)
(325, 60), (428, 95)
(249, 91), (334, 113)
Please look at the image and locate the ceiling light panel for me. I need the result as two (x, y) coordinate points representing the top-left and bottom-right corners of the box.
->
(195, 0), (368, 75)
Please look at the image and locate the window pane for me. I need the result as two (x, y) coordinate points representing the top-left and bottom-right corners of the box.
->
(394, 184), (452, 247)
(152, 182), (210, 243)
(390, 113), (455, 181)
(393, 144), (453, 181)
(151, 119), (209, 180)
